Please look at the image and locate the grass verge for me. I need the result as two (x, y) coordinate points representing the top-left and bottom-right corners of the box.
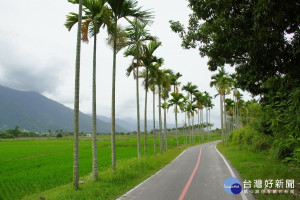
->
(217, 143), (300, 200)
(24, 135), (221, 200)
(23, 146), (185, 200)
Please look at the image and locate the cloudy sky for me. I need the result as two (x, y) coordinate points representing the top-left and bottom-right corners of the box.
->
(0, 0), (251, 129)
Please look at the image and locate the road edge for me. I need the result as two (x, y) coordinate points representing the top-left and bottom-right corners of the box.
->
(215, 142), (256, 200)
(116, 148), (187, 200)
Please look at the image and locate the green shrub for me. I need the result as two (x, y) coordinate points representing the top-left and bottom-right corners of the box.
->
(229, 127), (272, 152)
(229, 128), (244, 145)
(250, 133), (272, 152)
(273, 136), (300, 160)
(56, 133), (63, 138)
(241, 127), (258, 146)
(0, 132), (14, 139)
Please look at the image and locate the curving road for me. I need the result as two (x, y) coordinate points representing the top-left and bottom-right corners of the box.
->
(117, 140), (255, 200)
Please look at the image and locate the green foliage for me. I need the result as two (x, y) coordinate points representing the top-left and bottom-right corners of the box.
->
(217, 143), (300, 200)
(56, 133), (63, 138)
(170, 0), (299, 94)
(0, 132), (14, 138)
(260, 79), (300, 160)
(170, 0), (300, 163)
(0, 126), (39, 138)
(229, 127), (272, 152)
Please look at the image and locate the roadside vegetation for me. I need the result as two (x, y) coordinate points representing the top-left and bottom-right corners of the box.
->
(218, 127), (300, 200)
(215, 97), (299, 199)
(170, 1), (299, 199)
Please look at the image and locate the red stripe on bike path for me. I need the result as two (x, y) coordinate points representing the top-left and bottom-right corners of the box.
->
(178, 147), (203, 200)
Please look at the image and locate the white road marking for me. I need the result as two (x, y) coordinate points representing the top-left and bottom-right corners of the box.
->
(215, 145), (248, 200)
(116, 149), (187, 200)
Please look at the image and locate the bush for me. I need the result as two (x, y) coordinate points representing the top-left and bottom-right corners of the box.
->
(229, 126), (272, 152)
(273, 136), (300, 160)
(0, 132), (14, 139)
(250, 133), (272, 152)
(56, 133), (63, 138)
(241, 127), (258, 146)
(229, 128), (244, 145)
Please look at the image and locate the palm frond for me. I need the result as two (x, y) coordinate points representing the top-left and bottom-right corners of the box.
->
(65, 12), (79, 31)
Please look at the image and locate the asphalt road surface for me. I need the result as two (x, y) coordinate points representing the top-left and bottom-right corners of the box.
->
(117, 140), (255, 200)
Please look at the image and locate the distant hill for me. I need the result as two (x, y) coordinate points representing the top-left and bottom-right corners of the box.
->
(97, 116), (175, 132)
(0, 85), (127, 133)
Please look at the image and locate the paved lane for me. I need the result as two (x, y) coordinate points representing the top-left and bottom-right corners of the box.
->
(117, 141), (255, 200)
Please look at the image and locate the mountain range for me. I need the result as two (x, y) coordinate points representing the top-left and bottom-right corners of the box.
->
(97, 115), (175, 132)
(0, 85), (127, 133)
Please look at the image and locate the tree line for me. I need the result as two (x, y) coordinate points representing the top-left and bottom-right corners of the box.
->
(170, 0), (299, 163)
(65, 0), (216, 189)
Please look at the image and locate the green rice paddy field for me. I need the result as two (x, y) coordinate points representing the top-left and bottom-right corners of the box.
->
(0, 133), (219, 199)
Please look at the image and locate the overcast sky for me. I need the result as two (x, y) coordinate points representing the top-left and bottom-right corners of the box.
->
(0, 0), (251, 129)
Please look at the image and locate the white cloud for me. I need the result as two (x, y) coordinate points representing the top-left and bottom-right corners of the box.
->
(0, 0), (254, 130)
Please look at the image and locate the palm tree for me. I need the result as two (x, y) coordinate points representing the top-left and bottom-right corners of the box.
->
(194, 91), (205, 141)
(210, 67), (231, 145)
(168, 92), (184, 147)
(207, 96), (214, 139)
(169, 71), (182, 140)
(225, 98), (234, 137)
(106, 0), (152, 170)
(65, 0), (83, 190)
(170, 72), (182, 93)
(182, 82), (199, 103)
(66, 0), (111, 183)
(161, 100), (169, 151)
(182, 82), (198, 143)
(139, 40), (162, 156)
(147, 58), (164, 155)
(181, 96), (188, 144)
(185, 102), (194, 143)
(190, 102), (198, 143)
(156, 68), (171, 153)
(235, 91), (243, 128)
(124, 17), (153, 158)
(203, 91), (212, 140)
(161, 73), (172, 152)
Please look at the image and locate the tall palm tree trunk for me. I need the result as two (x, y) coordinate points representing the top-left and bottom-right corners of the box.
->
(234, 94), (237, 130)
(135, 60), (141, 158)
(188, 116), (191, 143)
(175, 106), (179, 148)
(152, 89), (156, 156)
(192, 115), (194, 143)
(163, 98), (168, 152)
(73, 0), (83, 190)
(201, 109), (204, 141)
(198, 110), (200, 142)
(209, 108), (211, 140)
(206, 107), (208, 140)
(144, 78), (148, 156)
(223, 95), (229, 146)
(111, 18), (117, 171)
(220, 94), (224, 145)
(190, 95), (194, 143)
(158, 86), (163, 153)
(92, 29), (98, 181)
(174, 86), (179, 147)
(184, 111), (187, 144)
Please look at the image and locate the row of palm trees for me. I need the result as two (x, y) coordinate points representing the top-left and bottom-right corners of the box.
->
(179, 83), (214, 144)
(66, 0), (219, 190)
(210, 67), (245, 146)
(66, 0), (153, 189)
